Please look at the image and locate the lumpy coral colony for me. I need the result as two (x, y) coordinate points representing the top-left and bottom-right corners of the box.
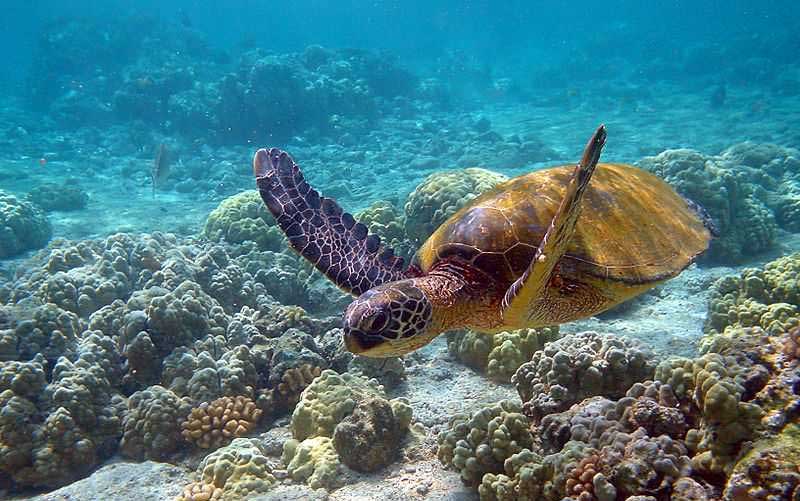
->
(1, 158), (798, 499)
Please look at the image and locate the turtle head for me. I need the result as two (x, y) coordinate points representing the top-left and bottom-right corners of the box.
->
(343, 279), (436, 357)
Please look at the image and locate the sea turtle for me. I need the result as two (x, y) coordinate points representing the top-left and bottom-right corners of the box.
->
(253, 125), (714, 357)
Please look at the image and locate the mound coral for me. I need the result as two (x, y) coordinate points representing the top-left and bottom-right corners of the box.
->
(513, 332), (656, 423)
(437, 400), (534, 486)
(283, 369), (412, 488)
(181, 395), (262, 450)
(0, 332), (125, 488)
(638, 143), (800, 264)
(120, 385), (192, 460)
(177, 438), (276, 500)
(26, 183), (89, 212)
(705, 252), (800, 339)
(404, 167), (508, 243)
(0, 190), (51, 258)
(447, 327), (561, 383)
(202, 190), (284, 251)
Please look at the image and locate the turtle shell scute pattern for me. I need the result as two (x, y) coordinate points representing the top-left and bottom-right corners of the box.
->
(254, 148), (407, 296)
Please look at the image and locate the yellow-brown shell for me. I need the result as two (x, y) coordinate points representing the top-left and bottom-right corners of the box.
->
(414, 163), (712, 291)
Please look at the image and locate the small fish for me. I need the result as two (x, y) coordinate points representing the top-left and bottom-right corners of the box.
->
(39, 157), (47, 167)
(152, 143), (171, 197)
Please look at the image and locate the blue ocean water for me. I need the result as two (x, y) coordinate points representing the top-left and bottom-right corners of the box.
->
(0, 1), (799, 499)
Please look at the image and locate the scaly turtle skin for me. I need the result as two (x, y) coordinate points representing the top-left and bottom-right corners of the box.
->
(254, 126), (714, 357)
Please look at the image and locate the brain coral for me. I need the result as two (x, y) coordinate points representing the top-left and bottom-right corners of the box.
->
(404, 167), (508, 243)
(0, 190), (52, 258)
(202, 190), (284, 251)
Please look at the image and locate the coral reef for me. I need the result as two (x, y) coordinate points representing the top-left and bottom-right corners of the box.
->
(404, 168), (508, 243)
(0, 332), (125, 488)
(705, 252), (800, 339)
(436, 400), (534, 486)
(447, 327), (561, 383)
(181, 395), (262, 450)
(202, 191), (284, 251)
(120, 385), (192, 460)
(282, 436), (341, 490)
(513, 332), (656, 423)
(0, 190), (52, 258)
(26, 183), (89, 212)
(178, 438), (276, 500)
(639, 143), (800, 264)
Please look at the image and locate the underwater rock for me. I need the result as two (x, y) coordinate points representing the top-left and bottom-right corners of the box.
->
(0, 190), (51, 259)
(332, 396), (411, 472)
(403, 167), (508, 244)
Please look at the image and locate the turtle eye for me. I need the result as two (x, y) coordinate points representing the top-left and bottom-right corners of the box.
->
(365, 310), (389, 332)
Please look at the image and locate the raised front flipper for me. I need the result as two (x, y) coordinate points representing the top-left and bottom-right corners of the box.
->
(254, 148), (409, 296)
(502, 125), (607, 325)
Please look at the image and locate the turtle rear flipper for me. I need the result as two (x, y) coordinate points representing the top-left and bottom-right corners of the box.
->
(254, 148), (409, 296)
(502, 125), (606, 325)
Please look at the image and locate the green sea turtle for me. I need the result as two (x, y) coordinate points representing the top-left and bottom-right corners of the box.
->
(254, 126), (714, 357)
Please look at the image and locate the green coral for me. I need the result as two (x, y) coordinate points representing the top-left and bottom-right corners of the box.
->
(281, 436), (341, 490)
(704, 252), (800, 340)
(404, 168), (507, 243)
(289, 369), (385, 441)
(355, 200), (415, 262)
(436, 399), (534, 486)
(447, 327), (561, 383)
(202, 190), (284, 251)
(0, 190), (52, 258)
(195, 438), (276, 499)
(655, 352), (764, 475)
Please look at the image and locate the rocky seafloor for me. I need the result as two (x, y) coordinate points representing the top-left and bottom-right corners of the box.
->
(1, 14), (800, 501)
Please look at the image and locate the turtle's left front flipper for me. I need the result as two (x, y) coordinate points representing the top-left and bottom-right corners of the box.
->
(502, 125), (607, 325)
(254, 148), (408, 296)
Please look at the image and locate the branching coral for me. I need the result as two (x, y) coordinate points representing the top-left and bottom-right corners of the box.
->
(181, 395), (262, 450)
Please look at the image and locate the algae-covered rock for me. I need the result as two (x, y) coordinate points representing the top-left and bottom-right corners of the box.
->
(202, 190), (284, 251)
(0, 190), (51, 258)
(332, 396), (411, 472)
